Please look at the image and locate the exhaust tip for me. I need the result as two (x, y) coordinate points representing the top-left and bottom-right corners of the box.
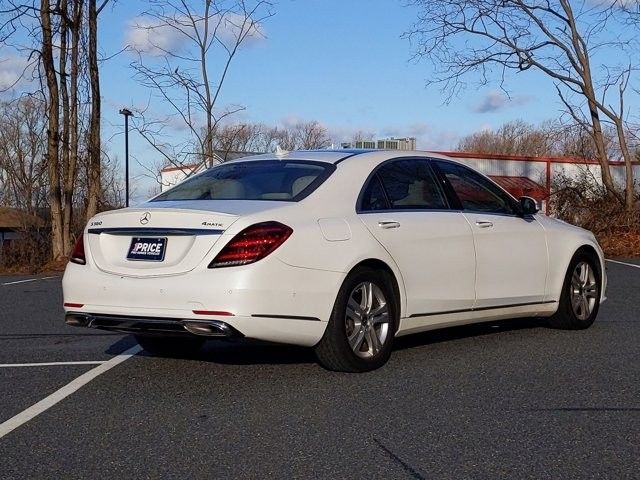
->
(65, 313), (91, 328)
(183, 320), (233, 337)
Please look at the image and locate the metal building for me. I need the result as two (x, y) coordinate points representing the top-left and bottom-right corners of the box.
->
(435, 151), (640, 214)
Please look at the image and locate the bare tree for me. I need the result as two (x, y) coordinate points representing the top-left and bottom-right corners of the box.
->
(294, 120), (331, 149)
(254, 120), (331, 151)
(255, 124), (282, 152)
(1, 0), (111, 262)
(544, 120), (622, 161)
(0, 98), (48, 213)
(99, 154), (125, 210)
(351, 130), (375, 144)
(40, 0), (65, 260)
(85, 0), (110, 221)
(62, 0), (83, 247)
(457, 120), (553, 156)
(58, 0), (87, 247)
(129, 0), (274, 171)
(212, 122), (265, 158)
(407, 0), (638, 211)
(457, 118), (622, 162)
(273, 126), (297, 151)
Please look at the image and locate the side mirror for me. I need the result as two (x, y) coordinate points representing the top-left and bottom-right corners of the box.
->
(519, 196), (539, 216)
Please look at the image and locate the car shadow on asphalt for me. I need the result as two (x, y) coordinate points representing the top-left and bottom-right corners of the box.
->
(103, 317), (548, 367)
(393, 317), (547, 352)
(0, 332), (123, 340)
(105, 335), (140, 355)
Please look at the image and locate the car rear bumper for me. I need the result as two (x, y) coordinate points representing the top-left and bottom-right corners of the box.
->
(65, 312), (241, 337)
(62, 257), (343, 346)
(65, 310), (327, 346)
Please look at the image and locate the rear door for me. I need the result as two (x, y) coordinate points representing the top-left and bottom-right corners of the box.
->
(433, 160), (548, 308)
(357, 158), (476, 316)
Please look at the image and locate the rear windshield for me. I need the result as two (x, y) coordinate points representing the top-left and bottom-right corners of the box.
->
(152, 160), (335, 202)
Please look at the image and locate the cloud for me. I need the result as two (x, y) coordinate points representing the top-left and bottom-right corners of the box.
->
(0, 55), (33, 91)
(125, 13), (266, 58)
(280, 114), (305, 130)
(381, 122), (434, 139)
(219, 12), (266, 47)
(472, 90), (532, 114)
(125, 18), (189, 56)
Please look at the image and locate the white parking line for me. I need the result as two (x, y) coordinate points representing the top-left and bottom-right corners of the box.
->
(0, 345), (141, 439)
(0, 276), (60, 286)
(606, 259), (640, 269)
(0, 361), (106, 368)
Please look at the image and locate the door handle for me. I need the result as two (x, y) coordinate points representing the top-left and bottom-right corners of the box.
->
(378, 221), (401, 229)
(475, 220), (494, 229)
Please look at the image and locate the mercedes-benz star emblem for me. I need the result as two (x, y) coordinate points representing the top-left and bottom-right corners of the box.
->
(140, 212), (151, 225)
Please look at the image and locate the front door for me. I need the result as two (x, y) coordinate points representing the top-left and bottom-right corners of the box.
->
(433, 160), (548, 308)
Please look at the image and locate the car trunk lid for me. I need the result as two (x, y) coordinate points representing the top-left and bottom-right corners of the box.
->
(86, 207), (238, 277)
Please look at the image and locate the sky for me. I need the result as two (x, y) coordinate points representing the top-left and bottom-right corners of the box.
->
(0, 0), (594, 203)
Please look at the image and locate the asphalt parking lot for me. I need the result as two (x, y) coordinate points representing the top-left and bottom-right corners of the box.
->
(1, 260), (639, 479)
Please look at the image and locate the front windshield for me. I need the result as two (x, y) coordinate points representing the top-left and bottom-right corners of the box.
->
(153, 160), (334, 202)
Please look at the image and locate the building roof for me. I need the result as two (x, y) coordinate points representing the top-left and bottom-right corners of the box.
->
(160, 151), (263, 173)
(217, 151), (261, 162)
(435, 151), (640, 166)
(160, 149), (640, 177)
(223, 150), (361, 164)
(160, 163), (200, 173)
(0, 207), (43, 230)
(488, 176), (548, 200)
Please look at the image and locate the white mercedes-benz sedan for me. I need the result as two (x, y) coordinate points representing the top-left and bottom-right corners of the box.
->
(63, 150), (606, 372)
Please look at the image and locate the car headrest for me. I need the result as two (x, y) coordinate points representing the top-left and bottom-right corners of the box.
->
(261, 192), (292, 200)
(291, 176), (316, 197)
(394, 180), (426, 206)
(212, 179), (245, 199)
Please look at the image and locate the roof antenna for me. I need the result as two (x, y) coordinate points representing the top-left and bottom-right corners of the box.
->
(275, 145), (288, 158)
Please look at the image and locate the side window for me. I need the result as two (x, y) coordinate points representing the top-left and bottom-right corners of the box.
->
(435, 161), (516, 215)
(360, 175), (389, 211)
(363, 159), (447, 211)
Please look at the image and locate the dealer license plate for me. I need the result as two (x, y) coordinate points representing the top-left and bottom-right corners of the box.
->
(126, 237), (167, 262)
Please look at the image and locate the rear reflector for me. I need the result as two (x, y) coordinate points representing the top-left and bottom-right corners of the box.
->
(70, 235), (86, 265)
(208, 221), (293, 268)
(192, 310), (234, 316)
(64, 302), (84, 308)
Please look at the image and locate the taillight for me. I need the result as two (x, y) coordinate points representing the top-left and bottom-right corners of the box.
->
(64, 302), (84, 308)
(70, 235), (86, 265)
(208, 221), (293, 268)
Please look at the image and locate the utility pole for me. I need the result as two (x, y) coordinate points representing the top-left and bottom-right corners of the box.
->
(119, 108), (134, 207)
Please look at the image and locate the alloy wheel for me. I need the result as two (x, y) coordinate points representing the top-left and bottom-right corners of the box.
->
(345, 281), (390, 358)
(570, 261), (598, 321)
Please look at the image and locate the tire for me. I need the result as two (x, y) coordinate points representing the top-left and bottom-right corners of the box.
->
(135, 334), (205, 357)
(315, 266), (398, 372)
(548, 252), (601, 330)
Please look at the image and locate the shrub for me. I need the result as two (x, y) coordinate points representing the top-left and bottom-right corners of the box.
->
(0, 227), (52, 273)
(551, 171), (640, 257)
